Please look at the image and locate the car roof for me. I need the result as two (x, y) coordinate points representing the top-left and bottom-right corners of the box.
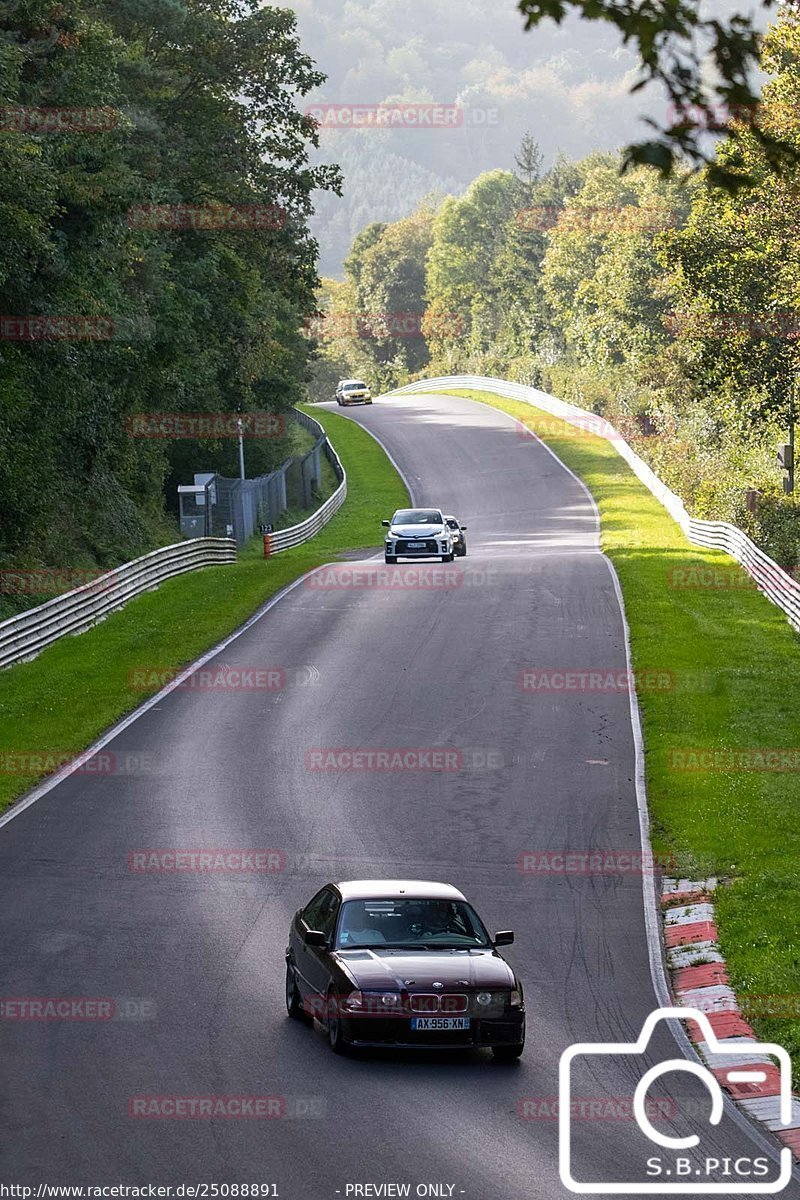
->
(393, 507), (443, 516)
(334, 879), (467, 902)
(340, 379), (365, 385)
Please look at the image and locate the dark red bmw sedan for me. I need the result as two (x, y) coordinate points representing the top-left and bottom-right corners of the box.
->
(285, 880), (525, 1060)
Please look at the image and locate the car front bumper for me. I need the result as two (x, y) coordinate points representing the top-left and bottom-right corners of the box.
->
(386, 539), (452, 558)
(340, 1013), (525, 1049)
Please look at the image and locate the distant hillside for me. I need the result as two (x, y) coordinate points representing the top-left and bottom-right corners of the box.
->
(291, 0), (765, 277)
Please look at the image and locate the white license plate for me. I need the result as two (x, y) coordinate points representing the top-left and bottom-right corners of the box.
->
(410, 1017), (470, 1031)
(406, 541), (426, 548)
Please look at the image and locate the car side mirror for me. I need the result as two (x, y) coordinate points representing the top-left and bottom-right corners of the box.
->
(304, 929), (328, 948)
(381, 520), (390, 527)
(494, 930), (514, 946)
(461, 525), (468, 530)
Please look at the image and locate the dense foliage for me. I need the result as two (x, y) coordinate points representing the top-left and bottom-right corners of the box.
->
(312, 16), (800, 573)
(0, 0), (338, 574)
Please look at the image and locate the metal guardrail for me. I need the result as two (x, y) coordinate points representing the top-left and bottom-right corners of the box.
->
(264, 411), (347, 554)
(0, 411), (348, 669)
(0, 538), (236, 670)
(390, 375), (800, 633)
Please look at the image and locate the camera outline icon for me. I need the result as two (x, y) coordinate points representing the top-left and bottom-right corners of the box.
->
(559, 1006), (794, 1194)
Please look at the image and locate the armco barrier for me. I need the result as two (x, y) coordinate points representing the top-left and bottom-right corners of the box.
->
(265, 411), (346, 553)
(389, 375), (800, 633)
(0, 411), (347, 669)
(0, 539), (237, 670)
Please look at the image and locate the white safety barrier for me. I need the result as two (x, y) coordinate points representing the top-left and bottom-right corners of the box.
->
(0, 411), (348, 668)
(389, 375), (800, 633)
(263, 413), (346, 554)
(0, 539), (237, 670)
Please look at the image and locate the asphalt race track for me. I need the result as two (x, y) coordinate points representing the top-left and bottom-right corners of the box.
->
(1, 392), (796, 1198)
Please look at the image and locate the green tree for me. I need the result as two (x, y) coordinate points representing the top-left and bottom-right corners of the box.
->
(425, 169), (518, 362)
(0, 0), (339, 570)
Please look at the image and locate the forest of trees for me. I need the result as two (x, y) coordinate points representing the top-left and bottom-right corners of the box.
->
(310, 15), (800, 574)
(0, 0), (339, 579)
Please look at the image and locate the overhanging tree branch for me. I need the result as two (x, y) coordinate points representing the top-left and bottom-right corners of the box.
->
(517, 0), (799, 188)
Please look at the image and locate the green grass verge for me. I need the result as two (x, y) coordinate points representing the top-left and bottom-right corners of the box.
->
(0, 405), (408, 814)
(438, 387), (800, 1072)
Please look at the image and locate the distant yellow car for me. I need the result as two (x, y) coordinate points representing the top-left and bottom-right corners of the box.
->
(336, 379), (372, 405)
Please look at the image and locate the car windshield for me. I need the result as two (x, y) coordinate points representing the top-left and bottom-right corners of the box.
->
(446, 519), (459, 529)
(344, 382), (366, 390)
(335, 898), (492, 949)
(392, 510), (442, 525)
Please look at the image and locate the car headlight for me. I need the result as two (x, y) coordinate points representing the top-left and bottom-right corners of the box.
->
(476, 991), (493, 1006)
(510, 989), (522, 1007)
(340, 990), (364, 1013)
(356, 991), (403, 1014)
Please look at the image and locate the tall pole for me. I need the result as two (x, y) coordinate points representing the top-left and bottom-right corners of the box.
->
(237, 416), (245, 480)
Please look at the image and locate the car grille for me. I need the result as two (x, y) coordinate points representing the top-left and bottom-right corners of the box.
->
(409, 993), (468, 1014)
(395, 539), (438, 554)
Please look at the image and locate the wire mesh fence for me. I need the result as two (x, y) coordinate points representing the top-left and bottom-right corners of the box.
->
(178, 412), (330, 545)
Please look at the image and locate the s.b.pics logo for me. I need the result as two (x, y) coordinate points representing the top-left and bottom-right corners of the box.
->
(559, 1008), (794, 1193)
